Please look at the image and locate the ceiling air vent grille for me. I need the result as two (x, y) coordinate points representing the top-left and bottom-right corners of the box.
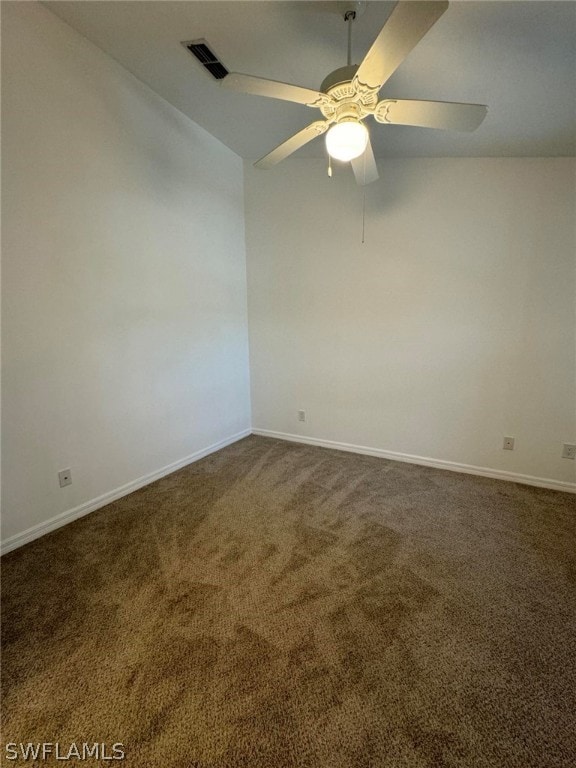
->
(183, 39), (229, 80)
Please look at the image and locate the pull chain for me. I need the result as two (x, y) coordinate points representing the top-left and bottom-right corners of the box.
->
(361, 148), (366, 243)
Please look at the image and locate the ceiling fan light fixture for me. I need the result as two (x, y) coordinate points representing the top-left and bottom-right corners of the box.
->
(223, 1), (485, 182)
(325, 120), (368, 162)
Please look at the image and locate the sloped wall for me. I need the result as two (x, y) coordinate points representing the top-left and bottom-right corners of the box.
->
(1, 2), (251, 548)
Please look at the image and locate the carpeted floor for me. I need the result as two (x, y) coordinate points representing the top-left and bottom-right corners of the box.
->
(1, 435), (575, 767)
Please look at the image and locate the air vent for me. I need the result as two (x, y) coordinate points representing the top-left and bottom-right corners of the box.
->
(182, 39), (229, 80)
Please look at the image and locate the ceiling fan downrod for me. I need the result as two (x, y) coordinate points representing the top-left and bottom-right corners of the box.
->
(344, 10), (356, 67)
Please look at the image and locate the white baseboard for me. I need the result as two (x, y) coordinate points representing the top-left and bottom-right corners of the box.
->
(252, 429), (576, 494)
(3, 426), (572, 556)
(0, 429), (251, 556)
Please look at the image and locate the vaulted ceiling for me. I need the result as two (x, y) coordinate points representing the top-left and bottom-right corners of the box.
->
(45, 1), (576, 159)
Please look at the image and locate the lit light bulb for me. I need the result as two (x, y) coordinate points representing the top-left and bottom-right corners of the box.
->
(325, 121), (368, 162)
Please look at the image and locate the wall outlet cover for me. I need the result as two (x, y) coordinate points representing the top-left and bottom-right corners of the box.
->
(297, 410), (306, 422)
(58, 469), (72, 487)
(503, 437), (515, 451)
(562, 443), (576, 460)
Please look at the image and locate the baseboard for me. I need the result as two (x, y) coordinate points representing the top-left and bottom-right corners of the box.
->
(0, 429), (251, 556)
(252, 429), (576, 494)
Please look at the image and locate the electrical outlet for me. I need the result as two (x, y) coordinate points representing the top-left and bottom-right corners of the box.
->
(58, 468), (72, 487)
(503, 437), (515, 451)
(298, 410), (306, 422)
(562, 443), (576, 460)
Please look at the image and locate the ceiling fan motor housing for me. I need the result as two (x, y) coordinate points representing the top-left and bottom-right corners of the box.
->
(320, 65), (359, 94)
(318, 65), (379, 124)
(334, 102), (362, 124)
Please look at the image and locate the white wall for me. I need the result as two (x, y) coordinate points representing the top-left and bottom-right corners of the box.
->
(1, 2), (251, 548)
(245, 157), (575, 487)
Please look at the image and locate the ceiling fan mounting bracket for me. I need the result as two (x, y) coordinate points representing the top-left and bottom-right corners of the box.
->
(338, 2), (367, 22)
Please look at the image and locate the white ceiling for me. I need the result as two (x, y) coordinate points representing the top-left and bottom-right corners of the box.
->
(44, 1), (576, 159)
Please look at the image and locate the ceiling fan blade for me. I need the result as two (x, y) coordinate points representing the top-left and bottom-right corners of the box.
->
(353, 1), (449, 93)
(375, 99), (487, 131)
(222, 73), (327, 107)
(351, 137), (379, 186)
(255, 121), (330, 169)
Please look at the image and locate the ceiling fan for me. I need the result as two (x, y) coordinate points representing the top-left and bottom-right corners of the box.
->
(220, 0), (487, 185)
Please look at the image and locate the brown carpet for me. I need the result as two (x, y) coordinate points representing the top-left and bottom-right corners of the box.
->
(1, 435), (575, 767)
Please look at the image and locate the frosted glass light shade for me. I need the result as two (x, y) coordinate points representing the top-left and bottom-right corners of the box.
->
(325, 121), (368, 162)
